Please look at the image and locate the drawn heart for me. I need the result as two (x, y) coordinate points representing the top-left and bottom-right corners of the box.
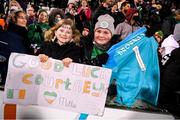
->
(43, 91), (57, 104)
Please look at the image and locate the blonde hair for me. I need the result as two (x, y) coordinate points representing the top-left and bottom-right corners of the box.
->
(9, 0), (22, 9)
(44, 19), (81, 46)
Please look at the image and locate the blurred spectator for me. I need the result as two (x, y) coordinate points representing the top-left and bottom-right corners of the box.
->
(110, 3), (120, 27)
(8, 10), (30, 51)
(174, 9), (180, 23)
(111, 3), (118, 13)
(9, 0), (23, 13)
(112, 1), (131, 27)
(129, 0), (144, 8)
(77, 0), (92, 22)
(0, 0), (5, 14)
(92, 0), (115, 28)
(34, 0), (48, 7)
(115, 8), (141, 41)
(161, 9), (180, 38)
(120, 1), (131, 15)
(81, 21), (92, 37)
(6, 0), (23, 23)
(117, 0), (126, 10)
(90, 0), (100, 12)
(26, 4), (37, 26)
(16, 0), (29, 11)
(0, 10), (30, 86)
(65, 1), (77, 16)
(160, 23), (180, 57)
(154, 30), (164, 43)
(28, 9), (50, 54)
(51, 0), (68, 9)
(80, 21), (93, 59)
(48, 8), (65, 27)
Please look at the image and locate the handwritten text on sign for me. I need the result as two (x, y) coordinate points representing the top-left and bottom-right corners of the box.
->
(4, 53), (112, 116)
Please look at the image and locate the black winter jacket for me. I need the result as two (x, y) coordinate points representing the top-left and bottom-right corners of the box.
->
(0, 23), (30, 84)
(37, 41), (81, 63)
(159, 48), (180, 103)
(158, 47), (180, 117)
(80, 35), (118, 66)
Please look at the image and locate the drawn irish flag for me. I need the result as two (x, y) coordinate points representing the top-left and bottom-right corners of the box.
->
(43, 91), (57, 104)
(6, 89), (26, 99)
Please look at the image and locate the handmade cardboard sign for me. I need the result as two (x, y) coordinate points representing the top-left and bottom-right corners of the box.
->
(4, 53), (112, 116)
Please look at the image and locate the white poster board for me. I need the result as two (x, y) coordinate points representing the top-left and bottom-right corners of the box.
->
(4, 53), (112, 116)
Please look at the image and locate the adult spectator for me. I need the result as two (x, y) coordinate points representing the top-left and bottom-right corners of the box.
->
(112, 1), (131, 27)
(48, 8), (65, 27)
(160, 23), (180, 57)
(115, 8), (141, 41)
(6, 0), (23, 23)
(28, 9), (50, 54)
(158, 23), (180, 118)
(77, 0), (92, 22)
(26, 4), (37, 26)
(161, 9), (180, 38)
(65, 1), (77, 16)
(0, 10), (30, 86)
(92, 0), (115, 28)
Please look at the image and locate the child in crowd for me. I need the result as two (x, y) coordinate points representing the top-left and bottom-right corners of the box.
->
(81, 14), (115, 66)
(37, 19), (81, 67)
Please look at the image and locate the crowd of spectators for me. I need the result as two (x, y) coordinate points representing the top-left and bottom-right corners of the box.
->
(0, 0), (180, 118)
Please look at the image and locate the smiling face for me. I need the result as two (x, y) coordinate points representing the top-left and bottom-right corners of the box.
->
(38, 11), (48, 23)
(55, 24), (73, 45)
(94, 28), (112, 45)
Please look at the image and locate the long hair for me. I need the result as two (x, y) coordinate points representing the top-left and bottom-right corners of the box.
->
(44, 18), (81, 46)
(11, 10), (25, 24)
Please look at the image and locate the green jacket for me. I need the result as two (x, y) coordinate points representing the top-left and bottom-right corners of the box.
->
(28, 22), (50, 47)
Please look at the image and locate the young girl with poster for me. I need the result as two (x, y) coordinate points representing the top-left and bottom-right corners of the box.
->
(37, 19), (81, 67)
